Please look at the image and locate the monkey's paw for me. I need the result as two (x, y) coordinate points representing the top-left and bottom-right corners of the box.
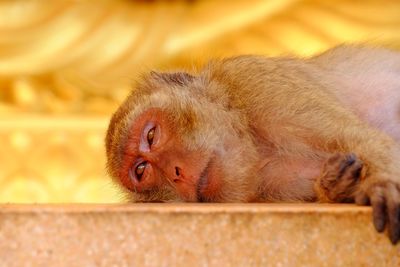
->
(316, 153), (364, 203)
(355, 179), (400, 245)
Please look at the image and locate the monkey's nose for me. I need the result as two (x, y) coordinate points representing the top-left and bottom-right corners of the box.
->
(172, 166), (182, 183)
(175, 167), (181, 176)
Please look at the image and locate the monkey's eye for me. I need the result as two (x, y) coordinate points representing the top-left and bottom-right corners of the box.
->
(147, 127), (155, 146)
(135, 162), (147, 181)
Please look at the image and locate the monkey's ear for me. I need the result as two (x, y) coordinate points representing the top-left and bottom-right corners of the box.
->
(150, 71), (195, 86)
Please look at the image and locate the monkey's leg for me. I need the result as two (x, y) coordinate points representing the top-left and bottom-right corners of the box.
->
(315, 153), (365, 203)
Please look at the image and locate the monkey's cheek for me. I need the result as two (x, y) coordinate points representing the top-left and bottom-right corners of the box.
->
(198, 176), (223, 202)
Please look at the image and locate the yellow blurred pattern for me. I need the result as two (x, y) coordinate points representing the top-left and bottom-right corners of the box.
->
(0, 117), (121, 202)
(0, 0), (399, 202)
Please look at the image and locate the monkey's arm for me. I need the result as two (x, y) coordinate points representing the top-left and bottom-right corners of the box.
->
(290, 81), (400, 244)
(287, 86), (400, 244)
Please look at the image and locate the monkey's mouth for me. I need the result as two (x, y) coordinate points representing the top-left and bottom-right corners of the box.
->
(196, 160), (212, 202)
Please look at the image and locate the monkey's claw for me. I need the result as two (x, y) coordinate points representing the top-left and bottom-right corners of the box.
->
(355, 180), (400, 245)
(317, 153), (364, 202)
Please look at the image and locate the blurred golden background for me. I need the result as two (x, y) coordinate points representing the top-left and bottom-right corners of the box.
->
(0, 0), (399, 202)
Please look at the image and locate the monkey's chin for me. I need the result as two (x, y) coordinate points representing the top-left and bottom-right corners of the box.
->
(195, 158), (227, 202)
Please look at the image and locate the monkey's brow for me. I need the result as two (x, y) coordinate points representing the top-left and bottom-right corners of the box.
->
(123, 151), (136, 157)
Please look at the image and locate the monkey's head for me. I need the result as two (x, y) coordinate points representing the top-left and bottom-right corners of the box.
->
(106, 71), (261, 202)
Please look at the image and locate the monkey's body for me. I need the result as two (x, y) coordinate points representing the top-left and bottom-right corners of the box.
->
(106, 45), (400, 244)
(206, 46), (400, 203)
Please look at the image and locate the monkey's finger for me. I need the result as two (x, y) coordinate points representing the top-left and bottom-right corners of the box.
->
(386, 183), (400, 244)
(333, 153), (355, 180)
(370, 187), (387, 233)
(388, 203), (400, 244)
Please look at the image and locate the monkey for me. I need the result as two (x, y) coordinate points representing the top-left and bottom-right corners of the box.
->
(105, 45), (400, 244)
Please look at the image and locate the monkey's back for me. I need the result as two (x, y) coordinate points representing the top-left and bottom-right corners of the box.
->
(311, 46), (400, 142)
(205, 46), (400, 142)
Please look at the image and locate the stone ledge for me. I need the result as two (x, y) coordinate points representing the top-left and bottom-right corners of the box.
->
(0, 204), (398, 267)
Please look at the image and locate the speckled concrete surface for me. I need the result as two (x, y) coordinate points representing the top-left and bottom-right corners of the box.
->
(0, 204), (398, 267)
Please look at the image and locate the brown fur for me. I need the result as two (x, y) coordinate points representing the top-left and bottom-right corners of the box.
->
(106, 45), (400, 244)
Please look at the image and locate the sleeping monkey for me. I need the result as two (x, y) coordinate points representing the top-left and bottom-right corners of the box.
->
(106, 45), (400, 244)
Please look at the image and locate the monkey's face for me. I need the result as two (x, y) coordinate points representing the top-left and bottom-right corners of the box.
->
(106, 73), (261, 203)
